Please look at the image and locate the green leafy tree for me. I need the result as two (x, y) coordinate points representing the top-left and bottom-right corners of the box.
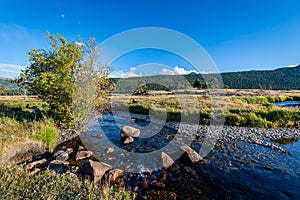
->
(133, 80), (147, 95)
(15, 33), (112, 126)
(193, 79), (202, 89)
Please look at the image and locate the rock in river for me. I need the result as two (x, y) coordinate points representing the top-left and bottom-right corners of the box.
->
(106, 147), (115, 154)
(161, 152), (180, 171)
(121, 126), (140, 138)
(180, 145), (203, 164)
(124, 136), (134, 144)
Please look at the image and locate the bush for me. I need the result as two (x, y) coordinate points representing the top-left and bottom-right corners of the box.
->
(0, 165), (135, 199)
(226, 113), (246, 126)
(199, 110), (211, 125)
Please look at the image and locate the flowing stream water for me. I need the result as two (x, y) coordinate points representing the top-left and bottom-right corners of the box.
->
(80, 113), (300, 199)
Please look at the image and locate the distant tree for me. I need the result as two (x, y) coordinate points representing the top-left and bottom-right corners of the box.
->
(15, 32), (112, 126)
(193, 79), (202, 89)
(208, 77), (220, 89)
(0, 86), (7, 95)
(133, 80), (147, 95)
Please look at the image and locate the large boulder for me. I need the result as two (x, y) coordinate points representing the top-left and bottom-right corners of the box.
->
(103, 169), (124, 183)
(0, 140), (46, 167)
(180, 145), (203, 164)
(77, 159), (112, 183)
(120, 126), (140, 138)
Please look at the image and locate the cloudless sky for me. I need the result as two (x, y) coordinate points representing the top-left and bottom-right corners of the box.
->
(1, 0), (300, 77)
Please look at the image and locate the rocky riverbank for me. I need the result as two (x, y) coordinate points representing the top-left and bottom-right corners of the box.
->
(165, 122), (300, 154)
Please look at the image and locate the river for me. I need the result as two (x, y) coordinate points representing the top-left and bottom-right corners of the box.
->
(80, 113), (300, 199)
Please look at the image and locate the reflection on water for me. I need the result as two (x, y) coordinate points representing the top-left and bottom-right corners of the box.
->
(274, 101), (300, 107)
(80, 113), (300, 199)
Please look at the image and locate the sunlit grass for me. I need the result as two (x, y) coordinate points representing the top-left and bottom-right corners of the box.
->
(110, 93), (300, 128)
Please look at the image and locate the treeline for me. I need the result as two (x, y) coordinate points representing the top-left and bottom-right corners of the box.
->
(0, 78), (25, 95)
(110, 65), (300, 92)
(220, 65), (300, 90)
(2, 65), (300, 94)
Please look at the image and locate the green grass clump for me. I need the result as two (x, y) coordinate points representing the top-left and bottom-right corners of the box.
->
(129, 104), (149, 115)
(0, 165), (135, 200)
(240, 96), (269, 104)
(239, 95), (299, 104)
(225, 108), (300, 128)
(29, 120), (59, 150)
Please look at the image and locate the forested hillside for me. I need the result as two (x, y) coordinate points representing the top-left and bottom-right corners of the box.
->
(110, 65), (300, 91)
(1, 65), (300, 94)
(219, 65), (300, 90)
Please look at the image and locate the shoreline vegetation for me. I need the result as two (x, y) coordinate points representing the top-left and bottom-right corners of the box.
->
(110, 89), (300, 129)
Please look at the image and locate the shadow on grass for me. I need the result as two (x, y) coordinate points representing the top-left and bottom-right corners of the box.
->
(0, 104), (44, 122)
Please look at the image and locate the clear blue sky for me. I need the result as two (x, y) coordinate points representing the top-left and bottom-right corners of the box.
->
(1, 0), (300, 77)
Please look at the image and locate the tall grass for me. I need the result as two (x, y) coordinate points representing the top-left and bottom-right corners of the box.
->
(29, 119), (59, 150)
(240, 95), (298, 104)
(0, 118), (59, 155)
(0, 98), (59, 155)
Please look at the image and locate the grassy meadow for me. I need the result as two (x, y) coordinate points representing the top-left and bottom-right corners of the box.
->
(111, 89), (300, 128)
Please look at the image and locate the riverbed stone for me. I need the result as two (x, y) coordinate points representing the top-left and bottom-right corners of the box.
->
(77, 159), (112, 183)
(124, 136), (134, 144)
(106, 147), (115, 154)
(65, 148), (73, 155)
(75, 150), (93, 161)
(91, 133), (103, 138)
(121, 126), (140, 138)
(78, 145), (85, 151)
